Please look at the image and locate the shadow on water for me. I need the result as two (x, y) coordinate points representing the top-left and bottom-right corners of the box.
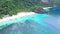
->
(0, 19), (59, 34)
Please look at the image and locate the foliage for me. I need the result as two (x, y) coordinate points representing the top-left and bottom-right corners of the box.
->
(0, 0), (59, 18)
(0, 14), (4, 19)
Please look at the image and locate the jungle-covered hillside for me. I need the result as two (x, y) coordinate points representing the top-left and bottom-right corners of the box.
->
(0, 0), (60, 18)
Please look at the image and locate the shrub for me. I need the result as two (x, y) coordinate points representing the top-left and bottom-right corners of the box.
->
(0, 0), (58, 18)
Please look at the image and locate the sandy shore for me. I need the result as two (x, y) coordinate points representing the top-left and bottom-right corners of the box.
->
(0, 12), (35, 29)
(0, 12), (35, 22)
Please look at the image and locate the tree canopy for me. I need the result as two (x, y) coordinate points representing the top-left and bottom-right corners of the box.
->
(0, 0), (60, 18)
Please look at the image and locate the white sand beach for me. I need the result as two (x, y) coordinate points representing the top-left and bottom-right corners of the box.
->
(0, 12), (35, 23)
(0, 12), (35, 29)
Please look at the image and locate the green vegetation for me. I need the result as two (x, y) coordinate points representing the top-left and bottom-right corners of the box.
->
(0, 0), (59, 18)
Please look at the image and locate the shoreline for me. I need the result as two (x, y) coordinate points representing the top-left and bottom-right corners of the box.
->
(0, 12), (35, 23)
(0, 12), (35, 29)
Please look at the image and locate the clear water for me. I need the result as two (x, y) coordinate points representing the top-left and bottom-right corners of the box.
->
(0, 13), (60, 34)
(0, 14), (48, 27)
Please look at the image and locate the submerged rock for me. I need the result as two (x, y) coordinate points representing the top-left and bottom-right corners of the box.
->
(0, 20), (59, 34)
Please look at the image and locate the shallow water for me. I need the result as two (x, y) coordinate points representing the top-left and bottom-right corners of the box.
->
(0, 13), (60, 34)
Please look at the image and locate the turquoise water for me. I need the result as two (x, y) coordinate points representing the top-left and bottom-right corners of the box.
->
(0, 14), (48, 27)
(0, 13), (60, 34)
